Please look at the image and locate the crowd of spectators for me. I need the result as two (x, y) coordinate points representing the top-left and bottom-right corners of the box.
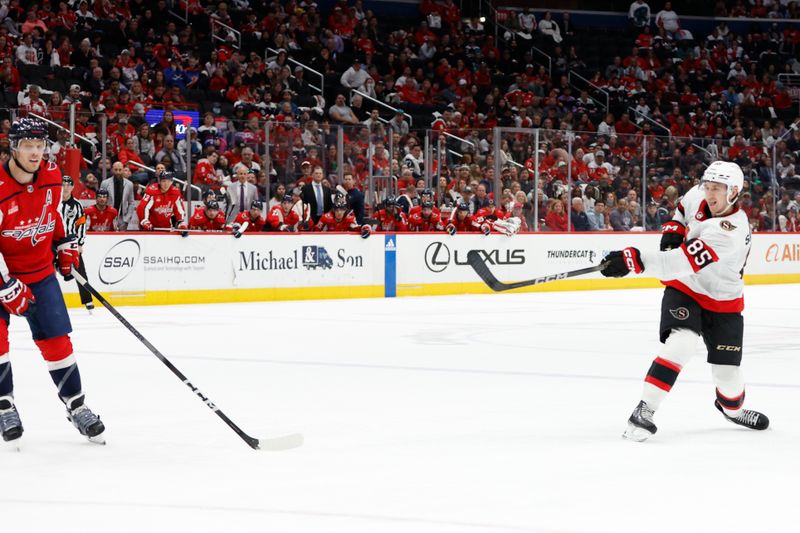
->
(0, 0), (797, 234)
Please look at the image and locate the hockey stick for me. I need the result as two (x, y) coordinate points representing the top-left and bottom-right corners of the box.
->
(71, 271), (303, 451)
(466, 250), (608, 292)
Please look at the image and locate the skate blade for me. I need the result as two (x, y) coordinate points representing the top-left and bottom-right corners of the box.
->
(87, 433), (106, 445)
(3, 438), (21, 451)
(623, 424), (654, 442)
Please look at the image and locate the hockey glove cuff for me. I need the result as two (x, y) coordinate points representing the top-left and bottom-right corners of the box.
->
(360, 224), (371, 239)
(601, 247), (645, 278)
(660, 221), (686, 251)
(0, 278), (35, 317)
(56, 236), (80, 280)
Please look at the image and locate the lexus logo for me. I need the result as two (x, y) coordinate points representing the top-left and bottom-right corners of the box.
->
(425, 242), (450, 272)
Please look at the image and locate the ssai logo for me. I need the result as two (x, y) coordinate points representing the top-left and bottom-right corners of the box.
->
(99, 239), (141, 284)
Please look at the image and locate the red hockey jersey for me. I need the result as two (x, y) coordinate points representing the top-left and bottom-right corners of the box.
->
(315, 211), (360, 232)
(267, 205), (300, 231)
(84, 205), (119, 231)
(0, 160), (67, 283)
(136, 183), (186, 229)
(408, 211), (444, 231)
(233, 211), (266, 233)
(189, 207), (227, 231)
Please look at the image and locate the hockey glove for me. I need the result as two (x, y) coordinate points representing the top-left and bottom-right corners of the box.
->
(177, 222), (189, 238)
(360, 224), (371, 239)
(0, 278), (35, 317)
(56, 236), (80, 280)
(660, 221), (686, 251)
(141, 219), (153, 231)
(446, 223), (456, 236)
(601, 247), (645, 278)
(481, 222), (491, 236)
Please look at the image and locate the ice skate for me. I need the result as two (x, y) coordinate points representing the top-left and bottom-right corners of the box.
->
(65, 395), (106, 444)
(0, 395), (23, 444)
(623, 400), (657, 442)
(715, 400), (769, 431)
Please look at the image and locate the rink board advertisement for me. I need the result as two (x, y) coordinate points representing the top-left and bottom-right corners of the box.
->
(59, 234), (385, 306)
(58, 233), (800, 307)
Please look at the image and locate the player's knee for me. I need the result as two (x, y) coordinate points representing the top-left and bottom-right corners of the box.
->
(34, 335), (74, 363)
(660, 328), (699, 364)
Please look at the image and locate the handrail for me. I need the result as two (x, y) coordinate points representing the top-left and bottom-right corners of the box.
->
(167, 0), (188, 23)
(440, 130), (476, 148)
(265, 47), (324, 96)
(531, 46), (552, 78)
(628, 106), (671, 137)
(447, 149), (464, 159)
(28, 112), (96, 147)
(127, 160), (203, 196)
(568, 71), (609, 114)
(211, 18), (241, 50)
(350, 90), (413, 126)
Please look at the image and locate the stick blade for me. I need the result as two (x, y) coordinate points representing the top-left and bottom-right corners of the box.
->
(254, 432), (304, 451)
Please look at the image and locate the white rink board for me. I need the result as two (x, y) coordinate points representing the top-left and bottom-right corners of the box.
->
(57, 233), (800, 302)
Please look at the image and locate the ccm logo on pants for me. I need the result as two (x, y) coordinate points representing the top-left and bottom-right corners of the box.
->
(716, 345), (742, 352)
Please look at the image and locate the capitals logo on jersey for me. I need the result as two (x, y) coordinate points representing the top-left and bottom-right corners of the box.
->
(1, 188), (56, 245)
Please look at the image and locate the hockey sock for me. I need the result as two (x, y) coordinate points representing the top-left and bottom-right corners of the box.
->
(711, 364), (745, 417)
(0, 353), (12, 397)
(641, 328), (698, 411)
(47, 356), (83, 400)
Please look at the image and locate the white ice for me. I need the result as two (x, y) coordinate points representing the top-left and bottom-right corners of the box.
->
(2, 285), (799, 533)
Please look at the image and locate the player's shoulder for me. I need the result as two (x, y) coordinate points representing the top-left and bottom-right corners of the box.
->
(37, 160), (63, 185)
(699, 209), (749, 243)
(144, 183), (160, 195)
(678, 185), (704, 213)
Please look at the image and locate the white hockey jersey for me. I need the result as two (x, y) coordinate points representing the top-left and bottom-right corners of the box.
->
(640, 185), (751, 312)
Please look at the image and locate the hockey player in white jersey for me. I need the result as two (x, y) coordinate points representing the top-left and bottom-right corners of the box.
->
(599, 160), (769, 441)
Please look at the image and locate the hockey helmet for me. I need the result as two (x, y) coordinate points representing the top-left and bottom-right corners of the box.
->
(159, 171), (176, 181)
(9, 118), (48, 144)
(206, 200), (220, 211)
(384, 196), (397, 208)
(421, 188), (433, 198)
(333, 197), (348, 210)
(421, 200), (434, 209)
(701, 160), (743, 202)
(457, 202), (470, 212)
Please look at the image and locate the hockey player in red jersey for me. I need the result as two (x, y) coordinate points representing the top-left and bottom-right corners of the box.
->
(267, 194), (301, 231)
(408, 200), (444, 232)
(316, 196), (371, 237)
(601, 160), (768, 441)
(136, 171), (187, 231)
(408, 188), (440, 219)
(232, 200), (266, 237)
(373, 197), (409, 232)
(84, 189), (118, 231)
(446, 202), (485, 235)
(0, 118), (105, 444)
(189, 200), (228, 231)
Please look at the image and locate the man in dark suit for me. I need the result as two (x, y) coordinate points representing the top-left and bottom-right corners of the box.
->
(302, 166), (332, 223)
(342, 172), (365, 224)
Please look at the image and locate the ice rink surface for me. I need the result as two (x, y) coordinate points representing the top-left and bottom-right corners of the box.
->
(2, 284), (798, 533)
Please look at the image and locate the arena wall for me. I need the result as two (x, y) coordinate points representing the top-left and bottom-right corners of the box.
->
(59, 233), (800, 307)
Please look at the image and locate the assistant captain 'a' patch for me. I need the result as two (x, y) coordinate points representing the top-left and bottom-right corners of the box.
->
(720, 220), (736, 231)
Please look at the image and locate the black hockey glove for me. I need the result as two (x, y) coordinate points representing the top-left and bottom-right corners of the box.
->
(601, 248), (644, 278)
(660, 221), (686, 251)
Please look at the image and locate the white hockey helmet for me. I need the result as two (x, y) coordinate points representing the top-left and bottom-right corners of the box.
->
(701, 160), (743, 205)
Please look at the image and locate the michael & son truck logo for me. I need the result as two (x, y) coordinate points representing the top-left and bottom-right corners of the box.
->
(238, 245), (364, 271)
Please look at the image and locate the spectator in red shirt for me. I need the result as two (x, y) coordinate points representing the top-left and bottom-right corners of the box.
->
(545, 199), (568, 231)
